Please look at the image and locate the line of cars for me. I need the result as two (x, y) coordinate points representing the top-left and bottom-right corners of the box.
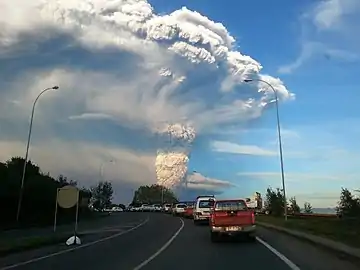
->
(166, 195), (256, 243)
(127, 204), (163, 212)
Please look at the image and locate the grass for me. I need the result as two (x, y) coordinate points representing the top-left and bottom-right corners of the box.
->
(256, 215), (360, 248)
(0, 233), (72, 256)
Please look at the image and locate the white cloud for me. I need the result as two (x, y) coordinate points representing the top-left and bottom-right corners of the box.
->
(211, 141), (277, 156)
(186, 171), (235, 190)
(278, 0), (360, 74)
(0, 0), (293, 191)
(0, 139), (156, 186)
(69, 113), (114, 120)
(237, 172), (346, 182)
(312, 0), (360, 30)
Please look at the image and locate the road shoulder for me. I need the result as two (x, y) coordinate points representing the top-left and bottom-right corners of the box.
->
(258, 221), (360, 260)
(257, 226), (360, 270)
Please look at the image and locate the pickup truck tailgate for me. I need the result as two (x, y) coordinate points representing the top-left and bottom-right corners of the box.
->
(213, 210), (253, 226)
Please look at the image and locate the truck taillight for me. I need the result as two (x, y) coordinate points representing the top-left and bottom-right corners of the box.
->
(251, 212), (255, 224)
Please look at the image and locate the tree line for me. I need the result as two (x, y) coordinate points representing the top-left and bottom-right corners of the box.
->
(265, 186), (360, 218)
(130, 184), (178, 206)
(0, 157), (115, 229)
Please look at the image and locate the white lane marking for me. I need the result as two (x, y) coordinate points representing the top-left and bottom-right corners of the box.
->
(0, 218), (150, 270)
(256, 237), (301, 270)
(132, 218), (184, 270)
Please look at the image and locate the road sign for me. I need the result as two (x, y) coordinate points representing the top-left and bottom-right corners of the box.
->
(57, 185), (79, 209)
(53, 185), (81, 245)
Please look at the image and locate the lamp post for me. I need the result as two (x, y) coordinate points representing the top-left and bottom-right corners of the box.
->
(99, 159), (115, 181)
(243, 78), (288, 221)
(16, 86), (59, 222)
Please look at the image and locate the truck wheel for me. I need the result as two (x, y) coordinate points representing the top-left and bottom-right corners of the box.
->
(210, 232), (219, 243)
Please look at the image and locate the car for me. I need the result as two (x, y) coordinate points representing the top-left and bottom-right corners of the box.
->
(183, 202), (195, 219)
(209, 199), (256, 243)
(163, 203), (172, 213)
(140, 204), (150, 212)
(193, 195), (215, 225)
(173, 203), (187, 216)
(153, 204), (162, 212)
(170, 203), (177, 214)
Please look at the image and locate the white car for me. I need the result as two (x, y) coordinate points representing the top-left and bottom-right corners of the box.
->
(153, 204), (162, 212)
(193, 195), (215, 225)
(163, 204), (171, 212)
(173, 203), (187, 216)
(140, 204), (149, 211)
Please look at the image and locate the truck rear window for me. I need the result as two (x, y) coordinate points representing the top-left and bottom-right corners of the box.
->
(215, 201), (247, 211)
(198, 200), (215, 208)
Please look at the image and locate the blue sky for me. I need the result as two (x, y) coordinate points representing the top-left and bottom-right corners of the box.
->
(0, 0), (359, 207)
(150, 0), (360, 206)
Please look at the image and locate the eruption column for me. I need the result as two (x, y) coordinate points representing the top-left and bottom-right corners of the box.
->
(155, 123), (195, 189)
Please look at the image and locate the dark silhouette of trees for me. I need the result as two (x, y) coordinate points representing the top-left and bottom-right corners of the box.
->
(304, 202), (313, 213)
(265, 187), (287, 216)
(90, 181), (113, 210)
(0, 157), (92, 229)
(336, 188), (360, 218)
(131, 184), (178, 205)
(289, 196), (301, 214)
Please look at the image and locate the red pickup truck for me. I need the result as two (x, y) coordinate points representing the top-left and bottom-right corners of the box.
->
(209, 199), (256, 242)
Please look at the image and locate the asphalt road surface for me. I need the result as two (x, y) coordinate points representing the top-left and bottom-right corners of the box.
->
(1, 213), (359, 270)
(0, 213), (134, 241)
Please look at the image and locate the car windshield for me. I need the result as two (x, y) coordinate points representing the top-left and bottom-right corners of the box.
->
(215, 201), (247, 211)
(198, 200), (214, 208)
(177, 204), (186, 208)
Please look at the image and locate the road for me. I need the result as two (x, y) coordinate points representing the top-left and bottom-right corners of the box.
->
(0, 213), (359, 270)
(0, 213), (131, 241)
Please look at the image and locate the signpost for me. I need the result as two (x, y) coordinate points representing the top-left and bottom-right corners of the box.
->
(53, 185), (81, 245)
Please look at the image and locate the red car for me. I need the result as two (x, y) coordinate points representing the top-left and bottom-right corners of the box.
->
(209, 199), (256, 242)
(183, 203), (195, 218)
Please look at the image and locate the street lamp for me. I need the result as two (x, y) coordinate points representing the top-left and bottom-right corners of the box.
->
(16, 86), (59, 222)
(243, 78), (288, 221)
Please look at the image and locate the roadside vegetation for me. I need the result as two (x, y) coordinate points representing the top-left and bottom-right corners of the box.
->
(257, 187), (360, 248)
(130, 184), (178, 206)
(0, 157), (115, 230)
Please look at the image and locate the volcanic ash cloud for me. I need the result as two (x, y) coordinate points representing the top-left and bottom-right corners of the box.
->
(155, 123), (195, 188)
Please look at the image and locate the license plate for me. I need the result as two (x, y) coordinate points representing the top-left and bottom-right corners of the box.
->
(226, 226), (241, 231)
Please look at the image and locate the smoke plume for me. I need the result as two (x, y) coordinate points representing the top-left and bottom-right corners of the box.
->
(155, 123), (196, 188)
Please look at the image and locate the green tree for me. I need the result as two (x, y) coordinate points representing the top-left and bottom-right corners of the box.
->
(0, 157), (92, 228)
(265, 187), (287, 216)
(303, 202), (313, 213)
(289, 196), (301, 214)
(132, 184), (178, 204)
(90, 181), (113, 210)
(336, 188), (360, 218)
